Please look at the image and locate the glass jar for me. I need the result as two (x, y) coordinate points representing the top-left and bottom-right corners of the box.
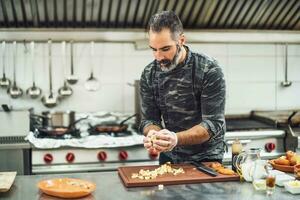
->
(234, 148), (267, 183)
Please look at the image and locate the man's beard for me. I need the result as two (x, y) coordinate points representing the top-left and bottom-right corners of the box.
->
(157, 45), (181, 72)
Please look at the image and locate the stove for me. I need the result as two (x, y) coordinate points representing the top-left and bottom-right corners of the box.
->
(253, 110), (300, 153)
(222, 111), (288, 165)
(30, 112), (158, 174)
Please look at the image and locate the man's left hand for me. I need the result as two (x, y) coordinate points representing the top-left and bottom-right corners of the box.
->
(152, 129), (178, 152)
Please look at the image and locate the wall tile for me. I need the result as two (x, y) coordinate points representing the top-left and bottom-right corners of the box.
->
(123, 43), (152, 56)
(228, 56), (276, 82)
(226, 82), (276, 112)
(99, 55), (124, 84)
(101, 43), (123, 56)
(276, 81), (300, 109)
(123, 55), (152, 83)
(189, 43), (228, 56)
(228, 44), (275, 56)
(288, 44), (300, 56)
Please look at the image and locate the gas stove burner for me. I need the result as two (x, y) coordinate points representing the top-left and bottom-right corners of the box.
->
(88, 125), (132, 137)
(35, 127), (81, 139)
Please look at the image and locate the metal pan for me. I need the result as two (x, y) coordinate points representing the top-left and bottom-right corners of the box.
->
(37, 116), (88, 137)
(89, 114), (137, 134)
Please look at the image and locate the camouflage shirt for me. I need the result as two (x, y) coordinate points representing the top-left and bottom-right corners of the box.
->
(139, 46), (226, 163)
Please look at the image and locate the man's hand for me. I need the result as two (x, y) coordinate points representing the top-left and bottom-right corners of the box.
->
(143, 129), (178, 153)
(143, 129), (159, 152)
(152, 129), (178, 152)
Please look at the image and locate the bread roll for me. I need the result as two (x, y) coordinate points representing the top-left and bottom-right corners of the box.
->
(217, 168), (235, 175)
(274, 158), (290, 166)
(286, 150), (296, 161)
(289, 155), (297, 166)
(209, 162), (222, 170)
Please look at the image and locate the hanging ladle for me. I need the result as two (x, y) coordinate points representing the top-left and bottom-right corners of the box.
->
(58, 80), (73, 97)
(0, 41), (11, 88)
(84, 41), (100, 91)
(58, 41), (73, 97)
(7, 41), (23, 98)
(41, 40), (57, 108)
(26, 41), (42, 99)
(66, 40), (78, 85)
(281, 43), (292, 87)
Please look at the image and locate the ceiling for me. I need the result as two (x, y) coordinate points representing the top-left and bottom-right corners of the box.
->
(0, 0), (299, 31)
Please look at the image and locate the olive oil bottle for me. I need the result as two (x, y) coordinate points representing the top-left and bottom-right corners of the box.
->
(232, 139), (242, 172)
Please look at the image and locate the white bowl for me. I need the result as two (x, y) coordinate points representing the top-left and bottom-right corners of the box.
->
(275, 174), (295, 187)
(283, 180), (300, 194)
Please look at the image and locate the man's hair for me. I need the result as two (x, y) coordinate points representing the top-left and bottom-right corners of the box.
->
(147, 11), (183, 41)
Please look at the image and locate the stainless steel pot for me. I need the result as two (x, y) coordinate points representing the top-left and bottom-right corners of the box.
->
(40, 111), (75, 127)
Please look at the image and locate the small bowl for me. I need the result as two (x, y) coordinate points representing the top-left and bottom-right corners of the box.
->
(283, 180), (300, 194)
(275, 174), (294, 187)
(252, 179), (266, 191)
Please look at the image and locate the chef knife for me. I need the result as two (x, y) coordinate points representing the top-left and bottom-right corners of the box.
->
(191, 161), (218, 177)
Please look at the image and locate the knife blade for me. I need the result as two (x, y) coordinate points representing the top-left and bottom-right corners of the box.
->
(191, 162), (218, 177)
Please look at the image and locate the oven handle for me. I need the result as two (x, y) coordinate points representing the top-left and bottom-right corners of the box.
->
(226, 140), (251, 145)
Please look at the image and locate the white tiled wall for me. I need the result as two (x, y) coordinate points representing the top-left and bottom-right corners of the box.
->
(0, 41), (299, 114)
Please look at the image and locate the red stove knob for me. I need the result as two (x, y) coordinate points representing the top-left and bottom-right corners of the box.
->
(119, 151), (128, 161)
(66, 152), (75, 163)
(44, 153), (53, 164)
(149, 149), (159, 160)
(265, 143), (276, 152)
(98, 151), (107, 161)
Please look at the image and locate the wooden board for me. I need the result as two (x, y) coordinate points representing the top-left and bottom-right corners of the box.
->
(118, 163), (239, 187)
(0, 172), (17, 192)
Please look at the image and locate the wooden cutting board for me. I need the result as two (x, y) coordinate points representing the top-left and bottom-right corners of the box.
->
(0, 172), (17, 192)
(118, 163), (239, 187)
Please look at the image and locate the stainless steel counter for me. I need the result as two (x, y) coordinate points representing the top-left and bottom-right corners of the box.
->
(0, 171), (299, 200)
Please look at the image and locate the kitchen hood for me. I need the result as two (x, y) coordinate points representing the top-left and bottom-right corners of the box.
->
(0, 0), (299, 31)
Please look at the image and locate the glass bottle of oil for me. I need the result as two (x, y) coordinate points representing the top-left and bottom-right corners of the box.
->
(232, 138), (242, 172)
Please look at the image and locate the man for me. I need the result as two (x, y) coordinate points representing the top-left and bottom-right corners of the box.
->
(140, 11), (226, 164)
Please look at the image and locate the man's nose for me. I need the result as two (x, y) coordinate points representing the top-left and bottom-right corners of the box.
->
(154, 51), (164, 61)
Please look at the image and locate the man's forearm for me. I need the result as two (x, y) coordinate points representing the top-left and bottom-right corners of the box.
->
(177, 125), (210, 146)
(143, 124), (161, 136)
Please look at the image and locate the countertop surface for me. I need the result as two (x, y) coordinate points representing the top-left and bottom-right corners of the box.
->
(0, 171), (299, 200)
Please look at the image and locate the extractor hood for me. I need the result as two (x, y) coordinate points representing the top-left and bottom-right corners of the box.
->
(0, 0), (299, 31)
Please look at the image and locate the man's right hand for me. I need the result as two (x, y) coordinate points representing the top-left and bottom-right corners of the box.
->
(143, 129), (159, 151)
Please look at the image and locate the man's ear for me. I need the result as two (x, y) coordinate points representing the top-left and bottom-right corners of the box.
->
(179, 34), (186, 46)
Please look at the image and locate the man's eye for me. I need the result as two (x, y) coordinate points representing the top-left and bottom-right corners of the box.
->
(161, 48), (170, 52)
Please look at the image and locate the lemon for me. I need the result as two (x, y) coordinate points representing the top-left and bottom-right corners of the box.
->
(253, 179), (266, 190)
(288, 181), (300, 187)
